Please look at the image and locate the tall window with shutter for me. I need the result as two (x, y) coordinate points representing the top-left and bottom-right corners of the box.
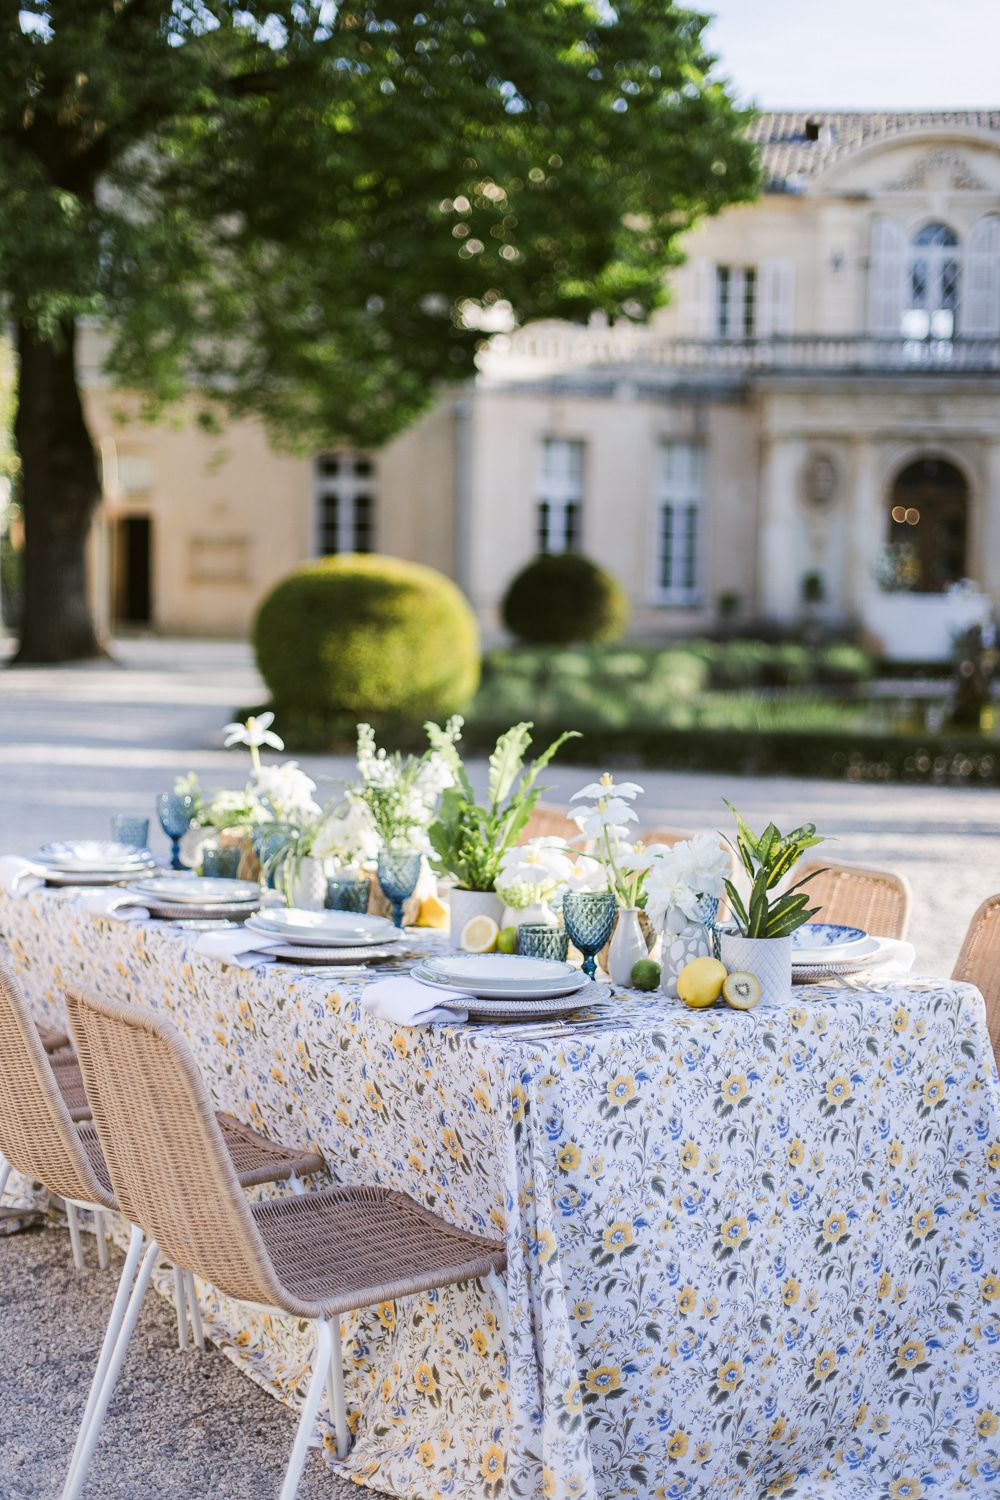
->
(963, 216), (1000, 337)
(315, 455), (376, 555)
(653, 442), (705, 606)
(536, 439), (584, 553)
(868, 217), (908, 335)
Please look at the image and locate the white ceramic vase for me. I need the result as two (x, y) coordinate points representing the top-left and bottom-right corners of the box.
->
(719, 930), (793, 1005)
(661, 907), (714, 998)
(607, 906), (650, 986)
(450, 887), (504, 944)
(500, 901), (559, 931)
(290, 856), (328, 911)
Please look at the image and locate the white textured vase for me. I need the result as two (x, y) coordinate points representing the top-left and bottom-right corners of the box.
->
(719, 931), (793, 1005)
(450, 887), (504, 944)
(661, 907), (713, 998)
(607, 907), (650, 986)
(290, 856), (328, 911)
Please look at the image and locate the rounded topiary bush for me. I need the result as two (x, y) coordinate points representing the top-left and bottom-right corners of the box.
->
(501, 553), (629, 645)
(254, 554), (480, 721)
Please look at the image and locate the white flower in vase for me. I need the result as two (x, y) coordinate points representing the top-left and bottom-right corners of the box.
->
(222, 712), (285, 755)
(250, 762), (321, 824)
(495, 837), (576, 925)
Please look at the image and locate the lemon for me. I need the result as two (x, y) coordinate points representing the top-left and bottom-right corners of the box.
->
(630, 958), (661, 991)
(497, 926), (519, 955)
(459, 914), (499, 953)
(415, 893), (449, 929)
(722, 970), (762, 1010)
(676, 956), (728, 1009)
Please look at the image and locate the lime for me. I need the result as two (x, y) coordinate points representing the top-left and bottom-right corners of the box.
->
(630, 958), (661, 991)
(497, 925), (519, 955)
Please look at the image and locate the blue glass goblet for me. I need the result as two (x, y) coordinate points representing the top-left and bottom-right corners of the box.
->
(562, 890), (616, 979)
(377, 849), (422, 929)
(156, 792), (195, 871)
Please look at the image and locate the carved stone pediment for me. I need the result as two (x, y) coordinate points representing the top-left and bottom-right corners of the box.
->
(884, 150), (987, 192)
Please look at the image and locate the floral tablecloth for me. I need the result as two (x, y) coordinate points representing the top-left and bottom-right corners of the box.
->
(2, 886), (1000, 1500)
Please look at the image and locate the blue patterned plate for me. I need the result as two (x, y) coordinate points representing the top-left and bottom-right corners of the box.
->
(793, 922), (866, 951)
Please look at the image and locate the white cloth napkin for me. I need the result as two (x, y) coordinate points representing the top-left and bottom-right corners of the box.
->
(77, 889), (151, 923)
(361, 975), (469, 1026)
(192, 928), (286, 969)
(0, 856), (45, 898)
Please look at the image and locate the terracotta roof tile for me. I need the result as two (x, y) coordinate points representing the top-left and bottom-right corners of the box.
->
(751, 110), (1000, 190)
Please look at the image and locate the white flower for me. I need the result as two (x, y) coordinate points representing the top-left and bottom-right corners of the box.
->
(222, 712), (284, 753)
(572, 803), (638, 841)
(570, 774), (644, 803)
(496, 837), (578, 908)
(250, 763), (321, 823)
(643, 836), (731, 929)
(310, 800), (379, 864)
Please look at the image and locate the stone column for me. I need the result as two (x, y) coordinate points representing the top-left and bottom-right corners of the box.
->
(978, 442), (1000, 602)
(756, 433), (806, 624)
(844, 438), (882, 624)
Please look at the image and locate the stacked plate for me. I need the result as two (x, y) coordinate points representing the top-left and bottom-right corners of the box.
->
(243, 908), (400, 964)
(33, 840), (157, 887)
(125, 874), (263, 921)
(411, 954), (604, 1019)
(792, 921), (889, 978)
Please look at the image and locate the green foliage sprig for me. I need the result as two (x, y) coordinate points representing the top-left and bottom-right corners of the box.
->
(427, 722), (578, 892)
(723, 801), (826, 939)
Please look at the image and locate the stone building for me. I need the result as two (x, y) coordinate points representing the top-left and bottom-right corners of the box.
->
(74, 111), (1000, 658)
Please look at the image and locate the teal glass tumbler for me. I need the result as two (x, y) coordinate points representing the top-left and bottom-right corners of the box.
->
(110, 815), (149, 849)
(377, 849), (422, 928)
(562, 890), (616, 979)
(517, 924), (569, 962)
(200, 845), (241, 879)
(326, 875), (371, 913)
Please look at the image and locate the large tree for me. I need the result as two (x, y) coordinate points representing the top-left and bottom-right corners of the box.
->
(0, 1), (757, 662)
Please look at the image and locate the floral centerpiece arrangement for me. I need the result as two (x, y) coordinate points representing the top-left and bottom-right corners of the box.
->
(718, 801), (826, 1001)
(427, 721), (577, 939)
(493, 836), (599, 929)
(643, 835), (733, 996)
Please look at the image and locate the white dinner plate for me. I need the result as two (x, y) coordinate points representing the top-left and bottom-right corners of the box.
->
(412, 963), (588, 1001)
(793, 922), (867, 952)
(421, 981), (613, 1021)
(424, 954), (583, 991)
(45, 869), (143, 888)
(34, 847), (156, 873)
(793, 934), (880, 968)
(129, 875), (262, 905)
(792, 935), (895, 979)
(246, 909), (398, 947)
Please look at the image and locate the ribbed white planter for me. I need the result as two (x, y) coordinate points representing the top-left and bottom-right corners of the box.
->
(450, 888), (504, 944)
(290, 856), (329, 911)
(719, 931), (792, 1005)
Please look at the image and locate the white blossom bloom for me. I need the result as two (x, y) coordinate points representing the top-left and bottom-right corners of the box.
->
(570, 775), (644, 803)
(222, 712), (284, 753)
(250, 763), (321, 823)
(643, 836), (731, 929)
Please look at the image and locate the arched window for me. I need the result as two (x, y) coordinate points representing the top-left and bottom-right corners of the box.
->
(904, 221), (960, 339)
(886, 458), (968, 592)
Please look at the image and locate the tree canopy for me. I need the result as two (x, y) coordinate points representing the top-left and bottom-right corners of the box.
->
(1, 1), (758, 448)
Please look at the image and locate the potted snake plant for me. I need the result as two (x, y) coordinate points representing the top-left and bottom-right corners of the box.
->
(719, 802), (826, 1002)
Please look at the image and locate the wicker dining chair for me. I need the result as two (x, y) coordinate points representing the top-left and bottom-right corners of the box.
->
(951, 894), (1000, 1071)
(796, 860), (912, 940)
(63, 987), (507, 1500)
(519, 802), (582, 845)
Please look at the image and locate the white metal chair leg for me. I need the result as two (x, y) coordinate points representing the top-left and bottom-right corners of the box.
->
(173, 1265), (190, 1352)
(61, 1237), (159, 1500)
(64, 1225), (145, 1492)
(279, 1318), (332, 1500)
(327, 1314), (350, 1459)
(65, 1201), (85, 1270)
(183, 1271), (205, 1351)
(0, 1155), (11, 1202)
(94, 1210), (109, 1271)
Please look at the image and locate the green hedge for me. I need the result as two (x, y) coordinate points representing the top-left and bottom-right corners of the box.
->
(501, 554), (629, 645)
(253, 554), (480, 723)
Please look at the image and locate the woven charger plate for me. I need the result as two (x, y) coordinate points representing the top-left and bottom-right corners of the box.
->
(792, 945), (894, 981)
(144, 899), (261, 921)
(431, 982), (613, 1021)
(268, 942), (398, 964)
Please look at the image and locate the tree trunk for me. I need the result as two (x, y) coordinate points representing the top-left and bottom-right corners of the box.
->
(12, 318), (104, 663)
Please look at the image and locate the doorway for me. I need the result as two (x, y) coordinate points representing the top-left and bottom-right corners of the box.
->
(114, 515), (152, 626)
(886, 458), (968, 592)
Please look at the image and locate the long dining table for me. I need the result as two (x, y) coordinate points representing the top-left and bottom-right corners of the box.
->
(2, 883), (1000, 1500)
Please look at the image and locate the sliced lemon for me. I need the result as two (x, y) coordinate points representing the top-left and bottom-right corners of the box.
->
(459, 914), (499, 953)
(415, 893), (449, 929)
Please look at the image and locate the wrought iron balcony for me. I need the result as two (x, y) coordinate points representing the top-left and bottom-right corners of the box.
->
(477, 328), (1000, 381)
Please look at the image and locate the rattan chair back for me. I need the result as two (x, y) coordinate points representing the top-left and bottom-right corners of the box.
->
(796, 860), (911, 940)
(0, 962), (113, 1208)
(65, 988), (285, 1310)
(519, 804), (582, 845)
(951, 894), (1000, 1069)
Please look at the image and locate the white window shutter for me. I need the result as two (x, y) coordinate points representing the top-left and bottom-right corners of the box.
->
(688, 257), (715, 337)
(868, 217), (906, 335)
(963, 215), (1000, 337)
(757, 258), (795, 335)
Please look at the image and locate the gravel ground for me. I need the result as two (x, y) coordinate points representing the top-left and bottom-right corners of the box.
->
(0, 1226), (369, 1500)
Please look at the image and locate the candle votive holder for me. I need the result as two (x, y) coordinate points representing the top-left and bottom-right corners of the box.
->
(517, 924), (569, 962)
(110, 815), (150, 849)
(326, 875), (371, 913)
(200, 844), (242, 879)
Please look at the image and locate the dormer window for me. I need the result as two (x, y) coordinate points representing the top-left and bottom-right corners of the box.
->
(804, 119), (822, 143)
